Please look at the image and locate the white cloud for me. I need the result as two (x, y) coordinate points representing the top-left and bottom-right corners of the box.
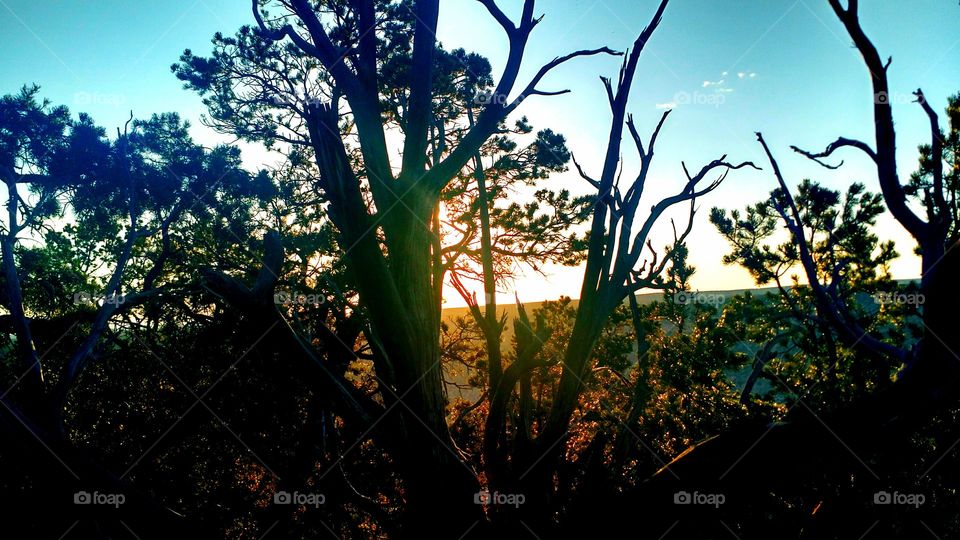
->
(681, 70), (760, 106)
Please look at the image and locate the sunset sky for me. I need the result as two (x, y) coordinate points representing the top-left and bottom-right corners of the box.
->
(2, 0), (958, 307)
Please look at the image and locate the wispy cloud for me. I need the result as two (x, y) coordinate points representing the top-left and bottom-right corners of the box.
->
(702, 70), (758, 94)
(663, 70), (758, 110)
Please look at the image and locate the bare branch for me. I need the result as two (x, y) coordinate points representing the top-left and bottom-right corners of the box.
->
(571, 154), (601, 190)
(602, 76), (616, 108)
(915, 88), (949, 219)
(477, 0), (515, 32)
(790, 137), (877, 169)
(624, 158), (757, 270)
(425, 4), (620, 193)
(756, 132), (907, 364)
(505, 47), (622, 113)
(826, 0), (928, 241)
(625, 114), (646, 160)
(646, 109), (671, 160)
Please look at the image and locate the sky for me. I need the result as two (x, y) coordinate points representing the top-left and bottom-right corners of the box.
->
(1, 0), (958, 308)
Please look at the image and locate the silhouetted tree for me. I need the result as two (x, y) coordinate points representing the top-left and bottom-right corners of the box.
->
(170, 0), (764, 535)
(625, 2), (960, 537)
(0, 86), (269, 537)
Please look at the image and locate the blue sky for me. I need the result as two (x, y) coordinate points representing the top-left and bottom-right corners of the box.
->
(1, 0), (958, 306)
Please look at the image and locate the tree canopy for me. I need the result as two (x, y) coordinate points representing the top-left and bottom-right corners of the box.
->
(1, 1), (959, 539)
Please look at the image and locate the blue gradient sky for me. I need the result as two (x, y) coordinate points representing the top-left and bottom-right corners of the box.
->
(2, 0), (958, 306)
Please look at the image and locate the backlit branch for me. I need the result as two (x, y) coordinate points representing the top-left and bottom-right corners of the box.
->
(790, 137), (877, 169)
(425, 1), (620, 192)
(826, 0), (928, 241)
(915, 88), (949, 220)
(757, 132), (907, 364)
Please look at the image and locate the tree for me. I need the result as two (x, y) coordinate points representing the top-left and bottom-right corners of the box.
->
(172, 0), (616, 534)
(712, 179), (905, 397)
(0, 86), (269, 537)
(620, 2), (960, 536)
(172, 0), (761, 535)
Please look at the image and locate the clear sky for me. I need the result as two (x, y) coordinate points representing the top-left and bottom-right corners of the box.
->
(2, 0), (958, 307)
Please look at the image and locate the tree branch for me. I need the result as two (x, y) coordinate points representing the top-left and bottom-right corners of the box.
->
(790, 137), (877, 169)
(826, 0), (928, 241)
(757, 132), (907, 364)
(915, 88), (949, 220)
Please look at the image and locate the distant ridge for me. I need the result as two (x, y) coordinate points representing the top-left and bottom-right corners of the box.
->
(441, 286), (786, 321)
(442, 279), (921, 321)
(441, 281), (919, 401)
